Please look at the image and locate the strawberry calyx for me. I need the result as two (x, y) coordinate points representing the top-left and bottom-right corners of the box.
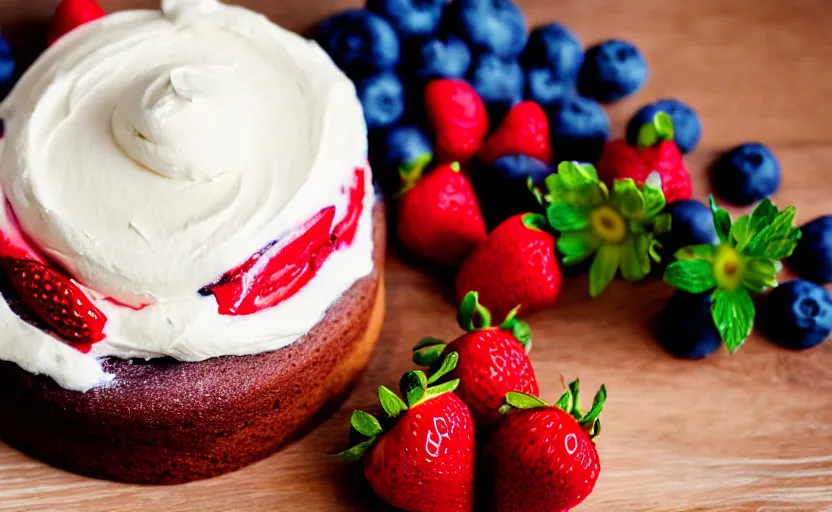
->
(636, 111), (675, 149)
(338, 352), (460, 462)
(412, 291), (532, 367)
(395, 153), (435, 198)
(499, 379), (608, 441)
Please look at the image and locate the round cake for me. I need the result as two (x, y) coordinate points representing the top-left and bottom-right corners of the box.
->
(0, 0), (384, 484)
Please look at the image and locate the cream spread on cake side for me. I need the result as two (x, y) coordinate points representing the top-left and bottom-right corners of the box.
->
(0, 0), (375, 391)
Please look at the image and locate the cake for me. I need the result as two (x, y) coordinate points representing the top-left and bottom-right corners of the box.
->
(0, 0), (384, 484)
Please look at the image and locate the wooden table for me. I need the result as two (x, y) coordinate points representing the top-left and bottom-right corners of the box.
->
(1, 0), (832, 510)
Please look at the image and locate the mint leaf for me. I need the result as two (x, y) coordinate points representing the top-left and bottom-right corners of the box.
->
(589, 244), (622, 297)
(709, 196), (732, 244)
(557, 161), (598, 189)
(641, 183), (667, 219)
(546, 202), (590, 231)
(712, 288), (755, 353)
(663, 259), (717, 293)
(673, 244), (717, 262)
(620, 235), (650, 281)
(426, 352), (459, 385)
(729, 215), (753, 251)
(612, 179), (645, 219)
(742, 257), (779, 293)
(350, 410), (382, 438)
(505, 392), (549, 410)
(557, 230), (600, 265)
(744, 206), (801, 260)
(750, 198), (777, 233)
(377, 385), (408, 417)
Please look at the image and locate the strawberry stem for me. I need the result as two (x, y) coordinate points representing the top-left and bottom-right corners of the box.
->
(636, 111), (674, 149)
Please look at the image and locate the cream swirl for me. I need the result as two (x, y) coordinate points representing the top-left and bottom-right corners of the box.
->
(0, 0), (366, 306)
(0, 0), (375, 391)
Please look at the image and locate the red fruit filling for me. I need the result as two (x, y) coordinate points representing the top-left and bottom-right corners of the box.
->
(202, 167), (367, 316)
(5, 258), (107, 347)
(333, 167), (366, 248)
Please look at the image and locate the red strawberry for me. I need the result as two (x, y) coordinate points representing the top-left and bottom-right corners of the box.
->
(597, 111), (692, 203)
(397, 162), (487, 267)
(479, 101), (553, 165)
(488, 381), (607, 511)
(340, 354), (476, 512)
(455, 213), (561, 320)
(5, 258), (107, 345)
(48, 0), (105, 46)
(424, 79), (489, 164)
(413, 291), (539, 426)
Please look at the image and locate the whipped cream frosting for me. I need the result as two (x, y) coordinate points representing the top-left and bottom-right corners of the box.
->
(0, 0), (374, 391)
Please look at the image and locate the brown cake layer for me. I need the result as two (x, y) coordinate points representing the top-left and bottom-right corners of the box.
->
(0, 202), (386, 485)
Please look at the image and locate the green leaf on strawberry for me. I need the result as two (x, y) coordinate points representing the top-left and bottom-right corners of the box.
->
(338, 352), (463, 461)
(663, 196), (802, 352)
(500, 379), (608, 440)
(543, 162), (671, 297)
(637, 111), (675, 148)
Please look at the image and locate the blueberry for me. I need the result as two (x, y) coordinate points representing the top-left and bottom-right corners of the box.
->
(355, 71), (405, 130)
(521, 23), (584, 84)
(658, 199), (719, 264)
(711, 143), (781, 205)
(658, 291), (722, 359)
(444, 0), (528, 59)
(546, 94), (610, 164)
(475, 154), (550, 227)
(524, 67), (572, 107)
(370, 124), (433, 191)
(367, 0), (444, 39)
(0, 36), (15, 89)
(578, 39), (648, 103)
(468, 54), (524, 122)
(406, 34), (472, 81)
(316, 9), (400, 78)
(760, 280), (832, 350)
(626, 99), (701, 154)
(788, 216), (832, 284)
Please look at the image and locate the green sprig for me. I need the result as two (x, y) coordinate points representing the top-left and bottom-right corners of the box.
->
(544, 161), (671, 297)
(663, 197), (802, 352)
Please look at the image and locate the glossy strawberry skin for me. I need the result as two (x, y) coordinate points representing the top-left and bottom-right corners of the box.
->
(597, 139), (692, 203)
(48, 0), (105, 46)
(489, 407), (601, 511)
(480, 101), (554, 165)
(5, 258), (107, 346)
(364, 393), (476, 512)
(446, 329), (539, 425)
(455, 214), (561, 320)
(424, 79), (489, 164)
(397, 164), (487, 267)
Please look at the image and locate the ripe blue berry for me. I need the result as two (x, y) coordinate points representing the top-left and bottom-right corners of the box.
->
(658, 291), (722, 359)
(787, 216), (832, 284)
(760, 280), (832, 350)
(627, 99), (701, 154)
(578, 39), (648, 103)
(711, 143), (781, 205)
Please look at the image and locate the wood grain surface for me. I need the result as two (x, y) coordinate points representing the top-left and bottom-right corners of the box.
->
(1, 0), (832, 510)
